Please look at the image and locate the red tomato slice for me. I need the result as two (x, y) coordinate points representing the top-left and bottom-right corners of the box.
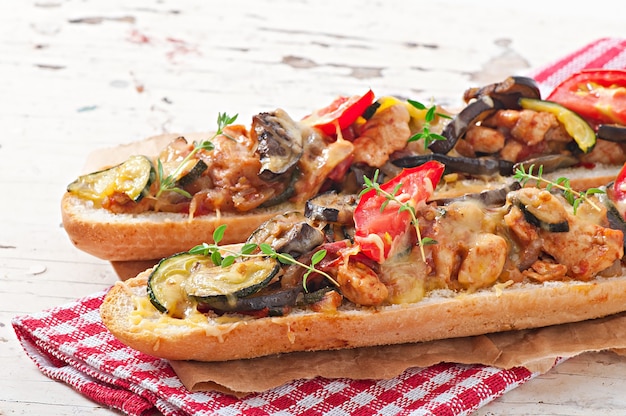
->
(547, 69), (626, 126)
(302, 90), (375, 136)
(612, 162), (626, 204)
(607, 161), (626, 222)
(353, 161), (445, 263)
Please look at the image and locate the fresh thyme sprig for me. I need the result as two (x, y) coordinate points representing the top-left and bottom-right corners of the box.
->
(360, 170), (436, 262)
(513, 164), (604, 214)
(156, 112), (238, 198)
(188, 224), (337, 292)
(406, 99), (452, 149)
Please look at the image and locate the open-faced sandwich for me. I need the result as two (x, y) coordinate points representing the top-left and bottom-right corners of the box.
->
(100, 153), (626, 361)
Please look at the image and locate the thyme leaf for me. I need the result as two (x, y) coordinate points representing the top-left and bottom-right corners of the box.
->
(406, 99), (451, 149)
(360, 170), (436, 262)
(512, 164), (604, 214)
(188, 224), (337, 292)
(156, 112), (238, 197)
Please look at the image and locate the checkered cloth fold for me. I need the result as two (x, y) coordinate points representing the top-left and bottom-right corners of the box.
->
(13, 37), (626, 415)
(12, 290), (537, 415)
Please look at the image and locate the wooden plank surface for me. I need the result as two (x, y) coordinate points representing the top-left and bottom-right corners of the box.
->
(3, 1), (626, 414)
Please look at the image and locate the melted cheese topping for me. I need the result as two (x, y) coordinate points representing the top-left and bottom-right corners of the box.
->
(129, 293), (248, 342)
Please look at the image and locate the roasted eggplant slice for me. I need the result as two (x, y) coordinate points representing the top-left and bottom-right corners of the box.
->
(247, 212), (325, 258)
(251, 109), (304, 181)
(67, 155), (155, 203)
(305, 192), (358, 225)
(431, 76), (541, 155)
(299, 286), (338, 305)
(323, 223), (355, 243)
(432, 181), (521, 206)
(463, 76), (541, 109)
(259, 169), (299, 208)
(350, 162), (401, 189)
(513, 154), (579, 175)
(431, 95), (503, 154)
(392, 153), (513, 176)
(199, 283), (301, 312)
(597, 124), (626, 142)
(278, 223), (324, 258)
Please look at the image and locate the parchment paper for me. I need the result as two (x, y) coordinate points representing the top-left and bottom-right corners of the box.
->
(169, 311), (626, 397)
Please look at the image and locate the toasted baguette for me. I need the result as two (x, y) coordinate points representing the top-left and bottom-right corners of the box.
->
(61, 131), (303, 262)
(100, 269), (626, 362)
(61, 193), (300, 262)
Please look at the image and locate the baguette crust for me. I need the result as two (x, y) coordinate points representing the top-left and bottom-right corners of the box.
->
(100, 270), (626, 362)
(62, 192), (300, 261)
(542, 163), (622, 191)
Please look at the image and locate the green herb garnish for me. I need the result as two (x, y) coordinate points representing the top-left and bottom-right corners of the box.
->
(406, 99), (452, 149)
(513, 164), (604, 214)
(156, 112), (238, 198)
(360, 170), (436, 263)
(189, 224), (336, 292)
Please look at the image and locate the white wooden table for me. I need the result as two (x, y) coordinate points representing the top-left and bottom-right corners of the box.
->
(3, 1), (626, 414)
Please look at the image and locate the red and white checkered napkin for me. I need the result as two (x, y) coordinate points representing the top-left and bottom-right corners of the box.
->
(12, 290), (536, 416)
(12, 37), (626, 416)
(529, 37), (626, 97)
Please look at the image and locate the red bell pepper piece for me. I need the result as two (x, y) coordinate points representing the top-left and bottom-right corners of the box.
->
(302, 90), (375, 136)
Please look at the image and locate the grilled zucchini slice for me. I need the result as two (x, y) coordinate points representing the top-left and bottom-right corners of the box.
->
(67, 155), (155, 203)
(148, 252), (280, 316)
(176, 159), (208, 188)
(185, 257), (280, 301)
(147, 252), (202, 316)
